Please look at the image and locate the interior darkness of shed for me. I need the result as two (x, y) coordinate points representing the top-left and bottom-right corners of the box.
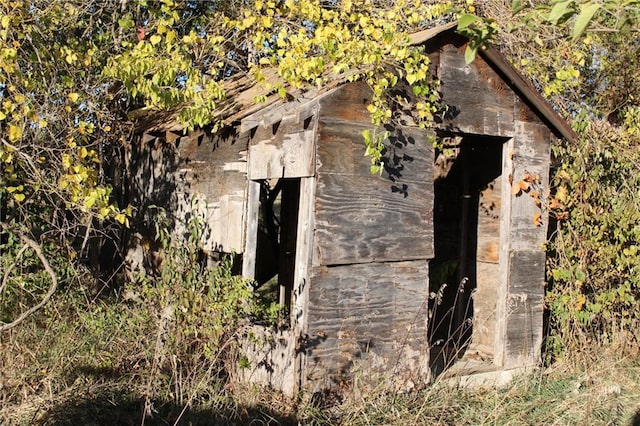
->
(429, 136), (504, 374)
(254, 178), (301, 319)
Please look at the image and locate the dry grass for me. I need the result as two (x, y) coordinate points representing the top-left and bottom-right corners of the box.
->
(2, 287), (640, 425)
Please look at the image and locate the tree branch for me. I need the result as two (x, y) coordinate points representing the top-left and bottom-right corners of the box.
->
(0, 223), (58, 333)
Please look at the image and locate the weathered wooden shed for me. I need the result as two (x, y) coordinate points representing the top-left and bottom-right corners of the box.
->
(127, 23), (576, 396)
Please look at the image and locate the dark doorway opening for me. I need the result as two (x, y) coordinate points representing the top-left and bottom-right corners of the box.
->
(254, 178), (301, 319)
(428, 136), (504, 375)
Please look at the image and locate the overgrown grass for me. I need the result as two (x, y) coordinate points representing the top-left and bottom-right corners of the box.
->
(2, 284), (639, 425)
(0, 283), (298, 425)
(331, 351), (640, 425)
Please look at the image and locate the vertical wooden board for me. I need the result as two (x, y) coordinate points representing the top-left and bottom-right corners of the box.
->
(512, 121), (551, 161)
(242, 180), (261, 279)
(502, 250), (545, 368)
(317, 81), (373, 124)
(473, 261), (499, 353)
(174, 129), (249, 253)
(495, 139), (514, 367)
(438, 44), (515, 136)
(200, 194), (245, 253)
(477, 177), (501, 263)
(293, 176), (316, 395)
(302, 261), (429, 390)
(510, 121), (550, 250)
(495, 121), (550, 368)
(237, 325), (296, 397)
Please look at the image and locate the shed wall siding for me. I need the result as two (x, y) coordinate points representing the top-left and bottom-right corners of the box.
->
(437, 42), (515, 137)
(304, 261), (430, 390)
(300, 83), (434, 391)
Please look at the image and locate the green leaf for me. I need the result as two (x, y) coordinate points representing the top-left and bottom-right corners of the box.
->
(464, 44), (478, 65)
(547, 0), (573, 25)
(511, 0), (527, 15)
(572, 3), (600, 40)
(458, 13), (480, 30)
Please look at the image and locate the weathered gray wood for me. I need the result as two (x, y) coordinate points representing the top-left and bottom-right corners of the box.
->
(242, 180), (261, 279)
(314, 119), (434, 266)
(241, 95), (320, 133)
(173, 130), (249, 253)
(473, 174), (502, 353)
(477, 179), (502, 264)
(438, 43), (515, 137)
(292, 176), (316, 395)
(302, 261), (430, 391)
(314, 173), (434, 265)
(495, 139), (514, 366)
(317, 81), (374, 124)
(494, 122), (550, 368)
(502, 250), (545, 367)
(248, 129), (316, 179)
(316, 121), (433, 178)
(237, 325), (296, 397)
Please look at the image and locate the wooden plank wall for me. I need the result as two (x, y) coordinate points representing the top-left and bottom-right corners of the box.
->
(472, 149), (502, 354)
(437, 39), (516, 137)
(173, 129), (249, 253)
(301, 82), (434, 391)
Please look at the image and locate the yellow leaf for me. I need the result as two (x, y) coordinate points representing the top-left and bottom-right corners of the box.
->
(556, 185), (568, 203)
(13, 193), (25, 202)
(150, 34), (162, 45)
(0, 111), (5, 120)
(68, 92), (80, 103)
(8, 124), (22, 142)
(1, 15), (10, 29)
(511, 183), (522, 196)
(79, 146), (88, 159)
(115, 212), (127, 224)
(165, 30), (176, 45)
(532, 211), (542, 227)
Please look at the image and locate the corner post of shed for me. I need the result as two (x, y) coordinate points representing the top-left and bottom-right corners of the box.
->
(495, 121), (551, 368)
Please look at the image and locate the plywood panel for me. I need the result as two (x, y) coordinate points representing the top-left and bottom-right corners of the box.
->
(314, 120), (434, 265)
(438, 44), (515, 137)
(314, 172), (433, 265)
(317, 121), (433, 179)
(317, 81), (373, 124)
(302, 261), (430, 390)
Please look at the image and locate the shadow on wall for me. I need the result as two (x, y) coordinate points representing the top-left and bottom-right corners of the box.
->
(631, 410), (640, 426)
